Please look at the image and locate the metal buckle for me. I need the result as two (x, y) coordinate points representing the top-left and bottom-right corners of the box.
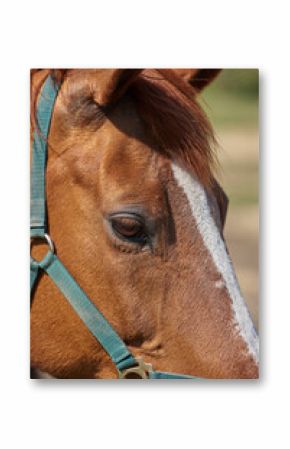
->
(119, 357), (153, 379)
(30, 233), (55, 265)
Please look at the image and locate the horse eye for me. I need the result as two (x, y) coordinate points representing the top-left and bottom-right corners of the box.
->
(111, 216), (147, 243)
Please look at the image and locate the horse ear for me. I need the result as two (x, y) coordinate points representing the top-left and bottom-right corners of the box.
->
(174, 69), (221, 92)
(95, 69), (143, 105)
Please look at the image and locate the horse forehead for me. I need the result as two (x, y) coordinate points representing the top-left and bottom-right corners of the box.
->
(97, 124), (164, 209)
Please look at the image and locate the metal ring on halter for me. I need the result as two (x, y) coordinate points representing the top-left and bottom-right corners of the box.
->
(118, 357), (153, 379)
(30, 233), (55, 268)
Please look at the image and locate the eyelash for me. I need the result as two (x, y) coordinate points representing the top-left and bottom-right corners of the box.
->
(110, 233), (150, 255)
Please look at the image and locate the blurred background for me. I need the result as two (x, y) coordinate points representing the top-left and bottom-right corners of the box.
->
(201, 69), (259, 329)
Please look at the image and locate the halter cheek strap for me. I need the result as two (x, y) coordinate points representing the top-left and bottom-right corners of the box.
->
(30, 75), (197, 380)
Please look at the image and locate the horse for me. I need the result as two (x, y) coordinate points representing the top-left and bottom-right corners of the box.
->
(30, 68), (259, 379)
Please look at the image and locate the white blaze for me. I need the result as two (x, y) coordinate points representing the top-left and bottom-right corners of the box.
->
(172, 163), (259, 363)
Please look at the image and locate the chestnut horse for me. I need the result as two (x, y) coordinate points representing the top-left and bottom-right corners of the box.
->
(30, 69), (259, 379)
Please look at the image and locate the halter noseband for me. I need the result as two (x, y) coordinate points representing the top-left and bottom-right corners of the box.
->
(30, 75), (197, 380)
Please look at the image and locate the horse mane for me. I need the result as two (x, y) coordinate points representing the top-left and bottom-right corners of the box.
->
(31, 69), (216, 186)
(131, 69), (216, 186)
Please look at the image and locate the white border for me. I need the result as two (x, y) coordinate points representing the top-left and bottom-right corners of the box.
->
(1, 1), (289, 448)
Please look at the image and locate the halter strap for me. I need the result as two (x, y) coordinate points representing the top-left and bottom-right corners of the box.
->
(30, 76), (59, 236)
(30, 75), (197, 380)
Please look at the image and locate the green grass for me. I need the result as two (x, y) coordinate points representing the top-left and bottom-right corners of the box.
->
(198, 69), (259, 206)
(218, 161), (259, 206)
(200, 69), (259, 129)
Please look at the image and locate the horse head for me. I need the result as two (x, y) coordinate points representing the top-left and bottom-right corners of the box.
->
(30, 69), (258, 378)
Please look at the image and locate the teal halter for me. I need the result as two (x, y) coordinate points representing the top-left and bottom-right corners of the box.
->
(30, 75), (197, 379)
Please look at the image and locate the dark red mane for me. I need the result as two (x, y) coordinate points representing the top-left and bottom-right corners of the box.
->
(131, 69), (216, 185)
